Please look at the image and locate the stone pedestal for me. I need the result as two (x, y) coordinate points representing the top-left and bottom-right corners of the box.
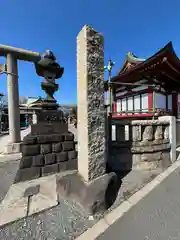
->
(14, 109), (78, 183)
(3, 142), (22, 155)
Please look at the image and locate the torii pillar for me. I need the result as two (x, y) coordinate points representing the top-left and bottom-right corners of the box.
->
(0, 45), (41, 144)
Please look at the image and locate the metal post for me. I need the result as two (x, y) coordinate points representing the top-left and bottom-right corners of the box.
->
(6, 54), (21, 143)
(108, 70), (112, 114)
(104, 59), (115, 115)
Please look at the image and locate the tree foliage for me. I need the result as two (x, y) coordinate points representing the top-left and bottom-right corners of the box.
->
(0, 94), (8, 132)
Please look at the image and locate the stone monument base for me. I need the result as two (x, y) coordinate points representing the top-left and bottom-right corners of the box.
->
(3, 142), (22, 155)
(56, 171), (119, 215)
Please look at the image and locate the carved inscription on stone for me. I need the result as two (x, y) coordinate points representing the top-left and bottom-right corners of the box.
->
(77, 25), (106, 181)
(37, 111), (64, 123)
(86, 26), (106, 181)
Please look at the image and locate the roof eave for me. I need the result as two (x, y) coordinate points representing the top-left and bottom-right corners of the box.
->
(112, 41), (180, 82)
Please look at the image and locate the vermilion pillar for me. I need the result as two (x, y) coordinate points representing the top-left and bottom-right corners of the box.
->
(148, 90), (153, 111)
(113, 102), (117, 113)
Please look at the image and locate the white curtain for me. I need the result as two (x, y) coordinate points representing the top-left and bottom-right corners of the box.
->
(141, 93), (148, 112)
(134, 95), (140, 112)
(122, 98), (126, 112)
(116, 99), (121, 112)
(127, 97), (133, 112)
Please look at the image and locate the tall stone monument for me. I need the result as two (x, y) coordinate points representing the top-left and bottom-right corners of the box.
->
(57, 25), (117, 215)
(77, 25), (106, 181)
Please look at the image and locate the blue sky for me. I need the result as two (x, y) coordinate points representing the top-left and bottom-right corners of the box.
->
(0, 0), (180, 104)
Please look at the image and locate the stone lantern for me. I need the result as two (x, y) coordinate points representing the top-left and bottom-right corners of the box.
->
(35, 50), (64, 110)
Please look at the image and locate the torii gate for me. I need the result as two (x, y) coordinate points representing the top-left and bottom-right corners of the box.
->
(0, 45), (41, 143)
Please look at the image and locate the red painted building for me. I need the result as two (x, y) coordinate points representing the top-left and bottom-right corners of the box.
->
(110, 42), (180, 119)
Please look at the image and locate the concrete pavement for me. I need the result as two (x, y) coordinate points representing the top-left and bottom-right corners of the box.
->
(0, 128), (30, 203)
(97, 162), (180, 240)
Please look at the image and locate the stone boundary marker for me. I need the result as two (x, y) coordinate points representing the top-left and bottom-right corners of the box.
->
(56, 25), (118, 215)
(77, 25), (106, 181)
(76, 158), (180, 240)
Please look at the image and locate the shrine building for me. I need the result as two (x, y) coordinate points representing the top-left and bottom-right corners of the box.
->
(110, 42), (180, 119)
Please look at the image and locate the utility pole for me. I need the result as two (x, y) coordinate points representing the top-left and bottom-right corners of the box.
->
(104, 59), (115, 115)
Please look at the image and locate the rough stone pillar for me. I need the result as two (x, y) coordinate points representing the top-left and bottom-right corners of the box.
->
(154, 126), (163, 140)
(132, 125), (141, 141)
(164, 125), (169, 139)
(6, 54), (21, 143)
(77, 25), (106, 182)
(142, 125), (153, 141)
(159, 116), (176, 163)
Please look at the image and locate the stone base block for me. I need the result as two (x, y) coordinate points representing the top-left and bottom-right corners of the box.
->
(14, 167), (41, 183)
(3, 142), (22, 155)
(108, 150), (171, 173)
(31, 123), (68, 135)
(0, 175), (58, 226)
(41, 163), (59, 176)
(56, 171), (119, 215)
(132, 151), (171, 170)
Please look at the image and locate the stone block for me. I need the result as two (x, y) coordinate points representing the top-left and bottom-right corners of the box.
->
(51, 134), (64, 142)
(62, 141), (74, 151)
(44, 153), (56, 165)
(31, 123), (68, 135)
(131, 142), (170, 153)
(41, 163), (59, 176)
(37, 134), (63, 144)
(52, 142), (62, 153)
(32, 155), (44, 166)
(40, 144), (52, 154)
(37, 135), (52, 144)
(142, 125), (153, 141)
(56, 171), (118, 215)
(68, 150), (77, 160)
(21, 144), (40, 157)
(1, 175), (57, 226)
(36, 111), (64, 123)
(66, 158), (78, 170)
(23, 135), (37, 144)
(63, 132), (74, 141)
(19, 156), (33, 169)
(56, 152), (68, 162)
(58, 162), (68, 172)
(14, 167), (41, 183)
(3, 142), (22, 154)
